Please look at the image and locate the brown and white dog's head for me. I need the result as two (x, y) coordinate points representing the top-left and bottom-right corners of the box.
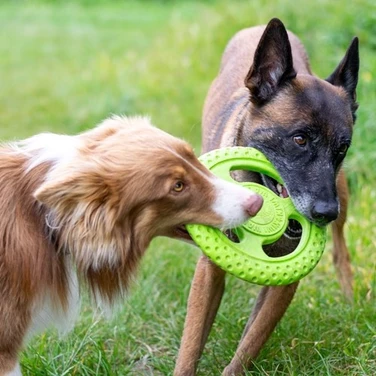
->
(27, 116), (262, 300)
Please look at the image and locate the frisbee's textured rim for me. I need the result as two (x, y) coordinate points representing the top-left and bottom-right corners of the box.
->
(187, 147), (327, 286)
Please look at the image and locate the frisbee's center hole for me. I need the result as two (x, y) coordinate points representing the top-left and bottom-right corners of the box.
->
(224, 229), (240, 243)
(263, 219), (302, 257)
(230, 170), (262, 184)
(228, 170), (303, 257)
(230, 169), (287, 199)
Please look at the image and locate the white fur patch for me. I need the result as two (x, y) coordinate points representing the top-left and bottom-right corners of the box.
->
(211, 177), (257, 229)
(13, 133), (81, 173)
(27, 261), (80, 339)
(5, 363), (22, 376)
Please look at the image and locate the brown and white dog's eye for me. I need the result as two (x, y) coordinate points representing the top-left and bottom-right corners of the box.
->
(172, 181), (185, 192)
(293, 135), (307, 147)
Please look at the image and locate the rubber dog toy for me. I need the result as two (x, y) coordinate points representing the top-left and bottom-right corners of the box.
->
(186, 147), (327, 286)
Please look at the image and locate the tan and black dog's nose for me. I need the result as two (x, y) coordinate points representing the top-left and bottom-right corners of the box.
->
(312, 200), (338, 224)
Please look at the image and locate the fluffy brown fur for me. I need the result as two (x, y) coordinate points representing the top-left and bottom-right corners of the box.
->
(0, 115), (263, 375)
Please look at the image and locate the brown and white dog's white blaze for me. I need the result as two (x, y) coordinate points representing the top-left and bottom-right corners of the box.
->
(0, 115), (262, 375)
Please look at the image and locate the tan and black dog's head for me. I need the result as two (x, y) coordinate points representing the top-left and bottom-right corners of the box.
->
(242, 18), (359, 226)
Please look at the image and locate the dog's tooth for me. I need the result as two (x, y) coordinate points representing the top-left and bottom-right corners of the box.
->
(276, 183), (283, 194)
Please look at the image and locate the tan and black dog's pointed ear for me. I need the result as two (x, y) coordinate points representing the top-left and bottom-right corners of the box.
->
(245, 18), (297, 105)
(326, 37), (359, 105)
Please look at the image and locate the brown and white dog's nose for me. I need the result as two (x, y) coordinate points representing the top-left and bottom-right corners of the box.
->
(212, 178), (265, 229)
(244, 194), (263, 217)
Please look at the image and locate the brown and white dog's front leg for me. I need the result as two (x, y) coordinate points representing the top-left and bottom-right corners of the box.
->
(174, 255), (226, 376)
(223, 283), (299, 376)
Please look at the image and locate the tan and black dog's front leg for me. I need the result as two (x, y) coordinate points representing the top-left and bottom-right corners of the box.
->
(223, 283), (299, 376)
(332, 169), (353, 300)
(174, 255), (226, 376)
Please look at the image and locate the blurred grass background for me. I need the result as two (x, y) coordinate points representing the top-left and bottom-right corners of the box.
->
(0, 0), (375, 375)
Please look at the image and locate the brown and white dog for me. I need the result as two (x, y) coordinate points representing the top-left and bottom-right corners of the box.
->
(0, 115), (263, 375)
(174, 18), (358, 375)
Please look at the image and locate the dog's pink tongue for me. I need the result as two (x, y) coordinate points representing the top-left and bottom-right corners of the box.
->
(282, 186), (289, 198)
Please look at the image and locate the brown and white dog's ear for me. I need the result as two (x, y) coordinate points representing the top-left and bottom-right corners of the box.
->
(326, 37), (359, 106)
(245, 18), (297, 105)
(34, 170), (111, 210)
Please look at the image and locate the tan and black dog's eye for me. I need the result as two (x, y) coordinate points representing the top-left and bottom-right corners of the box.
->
(173, 181), (185, 192)
(338, 144), (348, 155)
(293, 135), (307, 147)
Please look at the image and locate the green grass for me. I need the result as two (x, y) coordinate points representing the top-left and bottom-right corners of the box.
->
(1, 0), (375, 374)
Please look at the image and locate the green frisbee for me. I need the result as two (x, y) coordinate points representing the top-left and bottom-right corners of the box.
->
(186, 147), (327, 286)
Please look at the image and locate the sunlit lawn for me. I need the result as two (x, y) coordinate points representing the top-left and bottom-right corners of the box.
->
(0, 0), (375, 375)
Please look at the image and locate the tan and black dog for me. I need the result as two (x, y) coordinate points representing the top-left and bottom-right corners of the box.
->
(174, 18), (359, 375)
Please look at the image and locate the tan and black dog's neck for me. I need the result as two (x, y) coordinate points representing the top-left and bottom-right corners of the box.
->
(202, 87), (251, 153)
